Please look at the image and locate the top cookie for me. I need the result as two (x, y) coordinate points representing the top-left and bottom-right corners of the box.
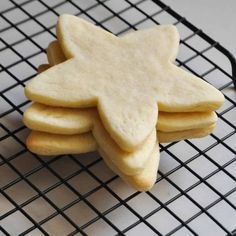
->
(25, 15), (224, 151)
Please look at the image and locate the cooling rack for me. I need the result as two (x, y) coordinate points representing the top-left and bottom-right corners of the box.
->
(0, 0), (236, 235)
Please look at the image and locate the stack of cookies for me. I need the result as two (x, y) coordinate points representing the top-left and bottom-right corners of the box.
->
(23, 15), (224, 191)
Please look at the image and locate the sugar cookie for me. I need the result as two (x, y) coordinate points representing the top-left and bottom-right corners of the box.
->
(158, 124), (215, 143)
(99, 143), (159, 192)
(157, 111), (217, 132)
(27, 132), (159, 191)
(24, 102), (217, 135)
(26, 125), (214, 156)
(25, 15), (224, 151)
(26, 131), (97, 156)
(27, 127), (156, 176)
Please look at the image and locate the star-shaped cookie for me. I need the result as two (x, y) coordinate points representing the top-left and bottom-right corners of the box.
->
(25, 15), (224, 151)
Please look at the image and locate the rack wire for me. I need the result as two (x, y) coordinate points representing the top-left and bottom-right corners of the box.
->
(0, 0), (236, 235)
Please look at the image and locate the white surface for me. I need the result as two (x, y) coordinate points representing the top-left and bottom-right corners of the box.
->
(163, 0), (236, 57)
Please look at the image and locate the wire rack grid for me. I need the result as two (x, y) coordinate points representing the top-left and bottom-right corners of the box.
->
(0, 0), (236, 235)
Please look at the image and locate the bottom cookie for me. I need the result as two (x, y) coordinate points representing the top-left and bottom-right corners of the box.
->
(26, 124), (215, 156)
(26, 131), (160, 191)
(26, 131), (97, 156)
(99, 143), (159, 191)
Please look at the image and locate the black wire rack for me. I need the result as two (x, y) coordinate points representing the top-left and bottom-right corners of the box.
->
(0, 0), (236, 235)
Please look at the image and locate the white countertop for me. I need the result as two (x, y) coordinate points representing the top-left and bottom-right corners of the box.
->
(163, 0), (236, 57)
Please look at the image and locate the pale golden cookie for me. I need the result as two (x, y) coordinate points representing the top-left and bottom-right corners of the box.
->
(45, 41), (218, 133)
(25, 15), (224, 151)
(26, 131), (97, 156)
(99, 143), (159, 192)
(27, 127), (156, 176)
(24, 102), (217, 134)
(157, 111), (217, 132)
(23, 103), (94, 135)
(27, 130), (159, 191)
(26, 125), (215, 156)
(93, 116), (156, 175)
(158, 124), (215, 143)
